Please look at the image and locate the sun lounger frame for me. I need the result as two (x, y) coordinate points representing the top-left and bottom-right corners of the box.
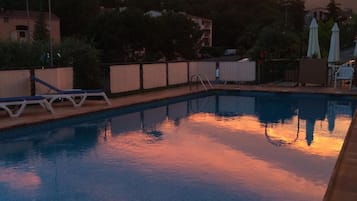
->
(32, 76), (111, 107)
(0, 96), (54, 117)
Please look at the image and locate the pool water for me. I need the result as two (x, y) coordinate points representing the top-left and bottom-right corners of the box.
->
(0, 91), (355, 201)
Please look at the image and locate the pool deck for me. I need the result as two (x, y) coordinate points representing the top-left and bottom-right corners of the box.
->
(1, 84), (357, 201)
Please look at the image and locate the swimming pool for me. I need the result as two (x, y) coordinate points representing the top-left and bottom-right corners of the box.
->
(0, 91), (355, 201)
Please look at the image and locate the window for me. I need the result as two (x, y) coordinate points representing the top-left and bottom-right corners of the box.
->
(16, 25), (28, 31)
(3, 16), (9, 23)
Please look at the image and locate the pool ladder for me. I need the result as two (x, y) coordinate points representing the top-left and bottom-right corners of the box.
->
(190, 74), (213, 91)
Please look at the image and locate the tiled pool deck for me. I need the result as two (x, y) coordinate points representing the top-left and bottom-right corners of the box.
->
(0, 84), (356, 201)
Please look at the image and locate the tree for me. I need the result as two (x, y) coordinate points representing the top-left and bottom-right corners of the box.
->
(284, 0), (305, 32)
(251, 25), (300, 59)
(52, 0), (100, 37)
(55, 38), (101, 88)
(33, 12), (49, 42)
(327, 0), (341, 22)
(88, 9), (201, 62)
(0, 40), (47, 67)
(0, 0), (26, 10)
(318, 19), (334, 57)
(88, 8), (151, 62)
(151, 12), (201, 60)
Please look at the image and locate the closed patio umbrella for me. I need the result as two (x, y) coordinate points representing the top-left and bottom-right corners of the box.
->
(328, 23), (340, 63)
(307, 18), (321, 58)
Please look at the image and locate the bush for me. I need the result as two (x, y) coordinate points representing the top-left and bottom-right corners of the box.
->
(0, 38), (101, 89)
(56, 38), (101, 89)
(0, 41), (47, 67)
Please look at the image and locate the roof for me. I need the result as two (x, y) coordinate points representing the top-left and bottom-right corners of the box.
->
(0, 10), (59, 20)
(179, 12), (212, 22)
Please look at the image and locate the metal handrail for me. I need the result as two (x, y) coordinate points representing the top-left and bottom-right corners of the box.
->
(190, 74), (213, 91)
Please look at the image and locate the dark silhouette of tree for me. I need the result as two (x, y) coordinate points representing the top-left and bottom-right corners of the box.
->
(88, 8), (151, 62)
(0, 0), (317, 60)
(327, 0), (341, 22)
(33, 12), (49, 42)
(153, 12), (201, 60)
(88, 8), (201, 62)
(52, 0), (100, 37)
(285, 0), (305, 32)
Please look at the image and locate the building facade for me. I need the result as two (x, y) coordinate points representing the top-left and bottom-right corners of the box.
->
(185, 14), (213, 47)
(0, 10), (60, 43)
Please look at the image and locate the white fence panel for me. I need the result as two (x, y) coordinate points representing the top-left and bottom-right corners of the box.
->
(35, 67), (73, 94)
(0, 70), (31, 97)
(220, 61), (256, 82)
(168, 62), (188, 85)
(189, 61), (216, 81)
(110, 64), (140, 93)
(143, 63), (167, 89)
(56, 68), (73, 90)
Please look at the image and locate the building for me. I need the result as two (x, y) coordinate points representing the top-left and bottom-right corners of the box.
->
(305, 7), (353, 25)
(185, 14), (212, 47)
(305, 7), (329, 23)
(0, 10), (60, 43)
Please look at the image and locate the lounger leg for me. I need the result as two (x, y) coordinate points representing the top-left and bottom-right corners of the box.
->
(40, 100), (55, 113)
(0, 105), (16, 117)
(49, 96), (81, 108)
(12, 103), (26, 118)
(72, 95), (87, 107)
(0, 103), (26, 117)
(49, 97), (57, 106)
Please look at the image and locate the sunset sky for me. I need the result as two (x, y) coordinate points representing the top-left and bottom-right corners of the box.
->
(305, 0), (357, 11)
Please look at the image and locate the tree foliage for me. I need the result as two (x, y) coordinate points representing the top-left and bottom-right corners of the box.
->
(56, 38), (101, 88)
(0, 40), (46, 67)
(251, 25), (301, 60)
(88, 9), (201, 62)
(52, 0), (100, 37)
(33, 12), (49, 42)
(3, 0), (355, 62)
(327, 0), (341, 22)
(0, 38), (101, 88)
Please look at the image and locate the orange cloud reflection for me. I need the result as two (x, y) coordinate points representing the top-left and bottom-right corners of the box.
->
(189, 113), (348, 157)
(105, 118), (328, 200)
(0, 168), (41, 190)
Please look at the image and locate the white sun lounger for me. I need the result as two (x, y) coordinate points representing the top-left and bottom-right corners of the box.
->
(32, 76), (111, 107)
(0, 96), (54, 117)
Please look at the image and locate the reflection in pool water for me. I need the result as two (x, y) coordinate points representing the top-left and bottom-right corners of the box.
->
(0, 92), (355, 201)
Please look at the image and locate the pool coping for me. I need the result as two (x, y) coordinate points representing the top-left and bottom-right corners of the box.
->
(1, 84), (357, 200)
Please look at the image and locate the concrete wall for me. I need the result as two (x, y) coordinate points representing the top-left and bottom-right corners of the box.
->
(0, 13), (60, 43)
(143, 63), (167, 89)
(219, 61), (256, 82)
(0, 69), (31, 97)
(34, 67), (73, 94)
(168, 62), (188, 85)
(110, 64), (140, 93)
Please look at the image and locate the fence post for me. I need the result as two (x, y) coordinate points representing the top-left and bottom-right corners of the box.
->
(30, 68), (35, 96)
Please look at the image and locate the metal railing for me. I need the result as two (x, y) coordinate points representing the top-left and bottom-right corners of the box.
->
(190, 74), (213, 91)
